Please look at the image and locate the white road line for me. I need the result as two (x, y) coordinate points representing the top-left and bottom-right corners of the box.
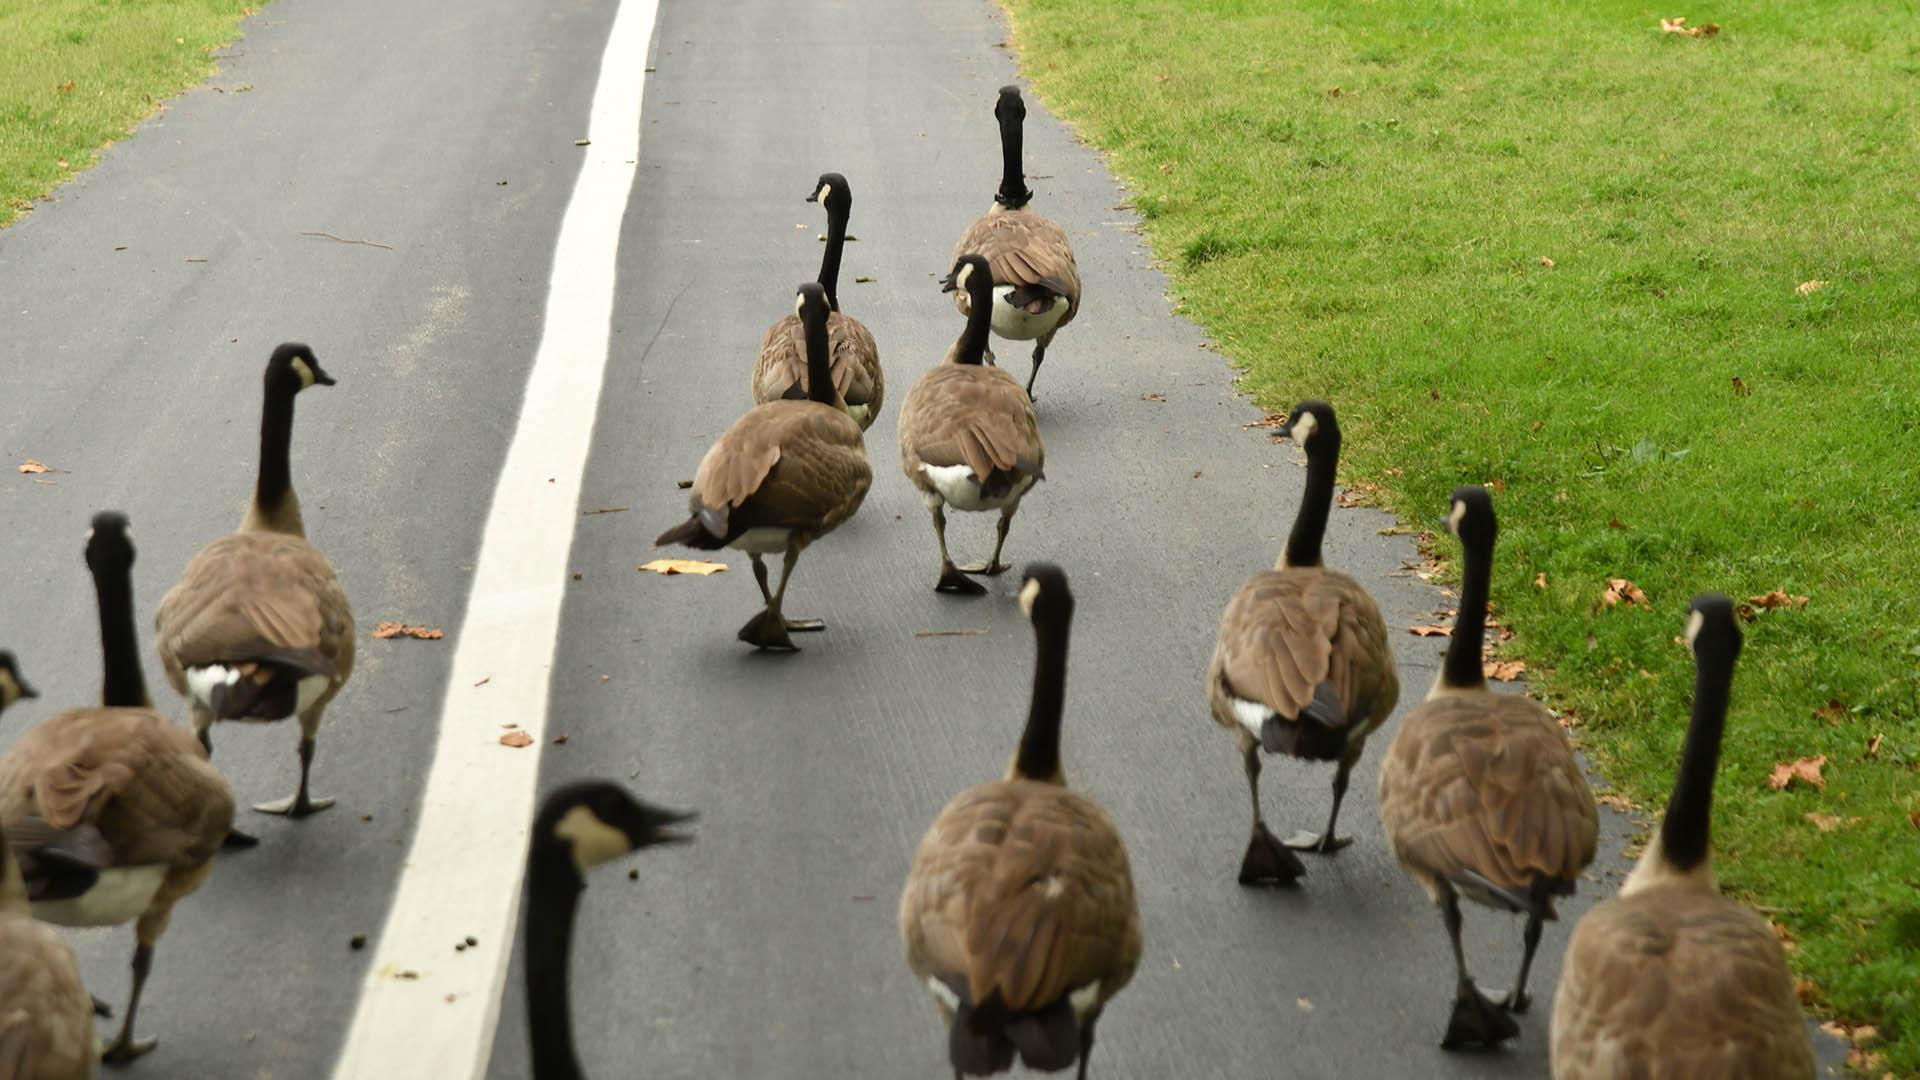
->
(329, 0), (658, 1074)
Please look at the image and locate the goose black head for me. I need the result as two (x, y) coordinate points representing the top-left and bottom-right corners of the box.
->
(1018, 562), (1074, 627)
(940, 253), (995, 302)
(1278, 400), (1340, 452)
(1444, 485), (1497, 547)
(795, 281), (832, 325)
(265, 342), (335, 396)
(805, 172), (850, 214)
(84, 510), (136, 576)
(535, 781), (694, 877)
(994, 85), (1027, 124)
(1685, 593), (1743, 665)
(0, 651), (35, 709)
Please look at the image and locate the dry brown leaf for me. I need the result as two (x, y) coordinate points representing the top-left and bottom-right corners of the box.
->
(1804, 812), (1842, 832)
(1409, 625), (1451, 637)
(1865, 733), (1883, 758)
(1596, 791), (1635, 813)
(1910, 810), (1920, 830)
(1851, 1025), (1881, 1047)
(1602, 578), (1648, 607)
(1484, 659), (1527, 682)
(1240, 413), (1287, 429)
(499, 731), (534, 748)
(1534, 572), (1548, 589)
(637, 559), (727, 576)
(1795, 279), (1828, 295)
(1606, 516), (1631, 531)
(1771, 921), (1798, 951)
(373, 621), (444, 640)
(1296, 996), (1314, 1012)
(552, 734), (569, 745)
(1731, 376), (1750, 397)
(1140, 392), (1166, 402)
(17, 459), (50, 474)
(1747, 589), (1808, 612)
(1794, 978), (1822, 1005)
(1538, 256), (1555, 268)
(1336, 480), (1382, 508)
(1659, 17), (1720, 37)
(1767, 755), (1827, 791)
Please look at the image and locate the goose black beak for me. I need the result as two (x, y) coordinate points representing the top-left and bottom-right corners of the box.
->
(938, 273), (957, 294)
(804, 189), (820, 203)
(652, 808), (698, 847)
(17, 680), (37, 700)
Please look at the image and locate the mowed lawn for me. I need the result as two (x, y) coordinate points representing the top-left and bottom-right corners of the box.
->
(0, 0), (259, 229)
(1005, 0), (1919, 1070)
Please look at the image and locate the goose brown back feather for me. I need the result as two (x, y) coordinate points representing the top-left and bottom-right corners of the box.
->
(1207, 567), (1398, 743)
(897, 363), (1043, 494)
(950, 208), (1080, 330)
(681, 402), (870, 541)
(751, 311), (884, 427)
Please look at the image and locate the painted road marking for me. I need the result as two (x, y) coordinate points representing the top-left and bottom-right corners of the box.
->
(329, 0), (659, 1074)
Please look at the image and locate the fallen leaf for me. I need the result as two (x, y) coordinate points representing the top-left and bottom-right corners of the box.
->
(17, 459), (50, 474)
(573, 138), (591, 146)
(1793, 978), (1822, 1005)
(1240, 413), (1287, 429)
(1795, 279), (1827, 295)
(56, 80), (74, 94)
(1596, 791), (1635, 813)
(1534, 572), (1547, 589)
(1910, 810), (1919, 830)
(499, 731), (534, 748)
(1607, 516), (1631, 531)
(854, 275), (876, 284)
(1804, 813), (1842, 832)
(1191, 470), (1203, 479)
(1767, 755), (1827, 791)
(915, 628), (989, 638)
(1296, 996), (1314, 1012)
(582, 506), (628, 515)
(1732, 376), (1750, 396)
(637, 559), (727, 576)
(1746, 589), (1808, 612)
(1815, 699), (1848, 724)
(1602, 578), (1648, 607)
(473, 676), (490, 687)
(1140, 392), (1165, 402)
(1157, 161), (1174, 174)
(1336, 481), (1383, 508)
(1485, 659), (1527, 681)
(1851, 1025), (1880, 1047)
(1529, 419), (1545, 432)
(1538, 256), (1555, 268)
(1820, 1021), (1848, 1041)
(56, 158), (69, 170)
(552, 734), (569, 745)
(373, 621), (444, 640)
(1865, 733), (1882, 757)
(1659, 17), (1720, 37)
(1409, 625), (1451, 637)
(675, 479), (693, 489)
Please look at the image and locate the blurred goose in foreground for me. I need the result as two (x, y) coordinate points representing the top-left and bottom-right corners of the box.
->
(1377, 487), (1597, 1048)
(1550, 595), (1814, 1078)
(0, 814), (98, 1080)
(1205, 401), (1399, 884)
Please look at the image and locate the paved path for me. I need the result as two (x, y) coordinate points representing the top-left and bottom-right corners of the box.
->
(0, 0), (1840, 1077)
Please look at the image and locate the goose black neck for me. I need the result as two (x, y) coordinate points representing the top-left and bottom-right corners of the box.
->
(995, 113), (1032, 209)
(955, 280), (993, 365)
(1661, 645), (1733, 872)
(817, 203), (848, 312)
(803, 307), (834, 406)
(1282, 432), (1338, 567)
(254, 383), (297, 520)
(525, 844), (588, 1080)
(1441, 533), (1492, 690)
(94, 556), (149, 709)
(1014, 613), (1069, 781)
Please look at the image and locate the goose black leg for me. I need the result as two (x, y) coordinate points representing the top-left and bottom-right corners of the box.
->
(196, 706), (259, 847)
(1237, 742), (1304, 885)
(1285, 745), (1359, 853)
(91, 995), (113, 1018)
(931, 504), (987, 596)
(738, 546), (817, 649)
(1499, 879), (1553, 1013)
(1438, 882), (1519, 1049)
(1025, 335), (1050, 400)
(958, 509), (1015, 577)
(100, 940), (157, 1064)
(1075, 1019), (1097, 1080)
(255, 720), (332, 817)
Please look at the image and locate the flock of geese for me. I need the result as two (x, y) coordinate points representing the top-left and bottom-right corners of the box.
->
(0, 83), (1817, 1080)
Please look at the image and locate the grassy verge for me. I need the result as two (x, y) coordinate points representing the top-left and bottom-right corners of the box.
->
(0, 0), (261, 229)
(1006, 0), (1919, 1070)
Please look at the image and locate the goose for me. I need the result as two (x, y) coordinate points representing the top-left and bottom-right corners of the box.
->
(0, 816), (97, 1080)
(0, 513), (236, 1063)
(897, 254), (1045, 596)
(0, 652), (37, 714)
(950, 86), (1080, 398)
(523, 781), (693, 1080)
(751, 172), (884, 429)
(154, 343), (354, 829)
(1376, 486), (1597, 1049)
(656, 282), (872, 650)
(900, 564), (1140, 1078)
(1205, 401), (1399, 885)
(1550, 595), (1814, 1078)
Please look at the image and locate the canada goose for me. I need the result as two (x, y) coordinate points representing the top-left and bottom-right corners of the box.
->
(0, 513), (236, 1063)
(950, 86), (1080, 398)
(1550, 596), (1814, 1078)
(0, 817), (98, 1080)
(900, 565), (1140, 1078)
(751, 172), (884, 429)
(1205, 401), (1399, 885)
(154, 343), (354, 826)
(1377, 487), (1597, 1049)
(0, 652), (37, 714)
(523, 781), (693, 1080)
(656, 282), (872, 650)
(897, 254), (1045, 596)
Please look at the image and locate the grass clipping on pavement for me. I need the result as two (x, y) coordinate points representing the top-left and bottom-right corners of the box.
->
(0, 0), (262, 229)
(1005, 0), (1918, 1070)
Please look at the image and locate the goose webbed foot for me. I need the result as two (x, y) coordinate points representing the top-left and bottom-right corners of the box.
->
(1237, 822), (1305, 886)
(1440, 979), (1520, 1050)
(936, 564), (989, 596)
(254, 793), (335, 817)
(736, 608), (800, 650)
(91, 995), (113, 1019)
(1282, 829), (1353, 854)
(784, 617), (826, 632)
(222, 829), (261, 849)
(100, 1034), (158, 1065)
(956, 560), (1012, 576)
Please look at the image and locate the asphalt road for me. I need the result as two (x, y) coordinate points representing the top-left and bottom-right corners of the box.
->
(0, 0), (1843, 1077)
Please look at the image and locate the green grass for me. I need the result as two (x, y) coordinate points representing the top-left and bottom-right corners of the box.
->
(0, 0), (260, 229)
(1007, 0), (1920, 1071)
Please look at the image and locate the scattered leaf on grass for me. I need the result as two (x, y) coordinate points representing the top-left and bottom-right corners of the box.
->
(1485, 659), (1527, 681)
(1602, 579), (1648, 607)
(1865, 733), (1882, 758)
(638, 558), (727, 576)
(17, 459), (50, 474)
(1815, 699), (1849, 724)
(1746, 589), (1808, 612)
(1659, 17), (1720, 37)
(1596, 791), (1635, 813)
(373, 621), (444, 640)
(1794, 978), (1822, 1005)
(1409, 625), (1451, 637)
(1767, 755), (1827, 791)
(1534, 572), (1547, 589)
(1336, 481), (1383, 508)
(1795, 279), (1827, 295)
(1804, 813), (1842, 832)
(1538, 256), (1555, 268)
(1240, 413), (1287, 429)
(499, 731), (534, 748)
(1910, 810), (1920, 830)
(1732, 376), (1750, 397)
(1606, 516), (1630, 531)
